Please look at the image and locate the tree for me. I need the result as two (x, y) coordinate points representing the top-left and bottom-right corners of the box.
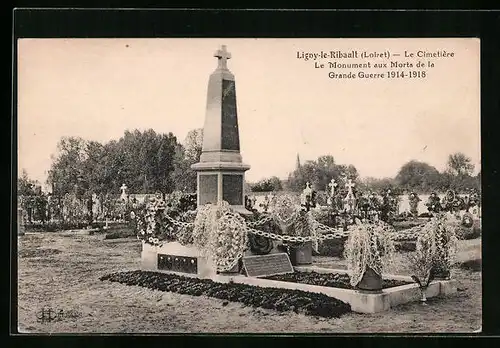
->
(117, 129), (178, 193)
(81, 140), (106, 194)
(18, 169), (38, 196)
(47, 130), (181, 196)
(47, 136), (88, 195)
(286, 155), (359, 192)
(251, 176), (283, 192)
(172, 128), (203, 192)
(359, 177), (397, 194)
(183, 128), (203, 163)
(395, 160), (441, 193)
(446, 152), (474, 176)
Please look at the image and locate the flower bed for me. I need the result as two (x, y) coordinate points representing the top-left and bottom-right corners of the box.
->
(99, 270), (351, 318)
(459, 259), (481, 272)
(263, 271), (410, 290)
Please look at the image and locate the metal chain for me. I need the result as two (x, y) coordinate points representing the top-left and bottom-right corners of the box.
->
(244, 224), (349, 242)
(164, 214), (195, 229)
(245, 215), (273, 227)
(163, 211), (423, 242)
(245, 219), (422, 242)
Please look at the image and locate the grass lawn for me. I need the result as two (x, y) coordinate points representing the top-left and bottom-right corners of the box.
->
(16, 232), (481, 333)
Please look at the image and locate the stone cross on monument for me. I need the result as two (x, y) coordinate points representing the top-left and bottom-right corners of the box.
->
(215, 45), (231, 70)
(191, 45), (251, 215)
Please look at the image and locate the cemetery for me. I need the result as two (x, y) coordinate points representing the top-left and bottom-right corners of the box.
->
(17, 44), (482, 332)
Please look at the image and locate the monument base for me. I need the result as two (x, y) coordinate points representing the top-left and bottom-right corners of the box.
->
(142, 242), (249, 278)
(141, 242), (216, 279)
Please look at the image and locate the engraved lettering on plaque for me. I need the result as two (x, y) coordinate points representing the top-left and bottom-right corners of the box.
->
(242, 253), (294, 278)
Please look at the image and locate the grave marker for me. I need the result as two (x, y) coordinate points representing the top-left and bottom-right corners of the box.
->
(242, 253), (294, 278)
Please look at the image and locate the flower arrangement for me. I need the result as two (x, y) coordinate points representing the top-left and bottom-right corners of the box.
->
(270, 193), (320, 253)
(164, 191), (197, 217)
(343, 220), (396, 289)
(406, 230), (437, 303)
(136, 194), (167, 246)
(270, 194), (301, 233)
(405, 213), (459, 301)
(191, 202), (248, 272)
(447, 211), (479, 240)
(421, 213), (458, 279)
(135, 192), (197, 247)
(291, 210), (320, 253)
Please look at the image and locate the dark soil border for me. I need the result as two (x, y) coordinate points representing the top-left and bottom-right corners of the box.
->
(100, 270), (351, 318)
(264, 271), (411, 290)
(459, 259), (481, 272)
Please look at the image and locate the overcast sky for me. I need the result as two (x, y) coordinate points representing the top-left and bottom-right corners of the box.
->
(18, 38), (480, 187)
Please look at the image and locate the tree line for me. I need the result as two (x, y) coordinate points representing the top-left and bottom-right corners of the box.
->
(18, 128), (203, 197)
(250, 153), (480, 194)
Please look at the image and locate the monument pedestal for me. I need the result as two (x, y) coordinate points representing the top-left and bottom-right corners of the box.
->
(192, 163), (252, 215)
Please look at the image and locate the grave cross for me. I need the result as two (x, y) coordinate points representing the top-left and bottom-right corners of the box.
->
(120, 183), (128, 194)
(214, 45), (231, 70)
(328, 179), (338, 196)
(345, 179), (355, 193)
(301, 182), (313, 207)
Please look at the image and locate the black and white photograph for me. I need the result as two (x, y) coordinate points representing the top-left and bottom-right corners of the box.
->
(15, 36), (481, 333)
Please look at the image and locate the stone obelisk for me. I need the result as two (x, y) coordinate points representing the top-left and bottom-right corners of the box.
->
(191, 45), (251, 214)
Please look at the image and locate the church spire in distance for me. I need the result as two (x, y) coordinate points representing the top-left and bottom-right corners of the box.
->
(296, 153), (301, 170)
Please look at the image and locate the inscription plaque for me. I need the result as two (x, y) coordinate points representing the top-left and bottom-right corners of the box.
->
(158, 254), (198, 274)
(199, 174), (218, 205)
(221, 79), (240, 151)
(242, 253), (294, 278)
(222, 174), (243, 205)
